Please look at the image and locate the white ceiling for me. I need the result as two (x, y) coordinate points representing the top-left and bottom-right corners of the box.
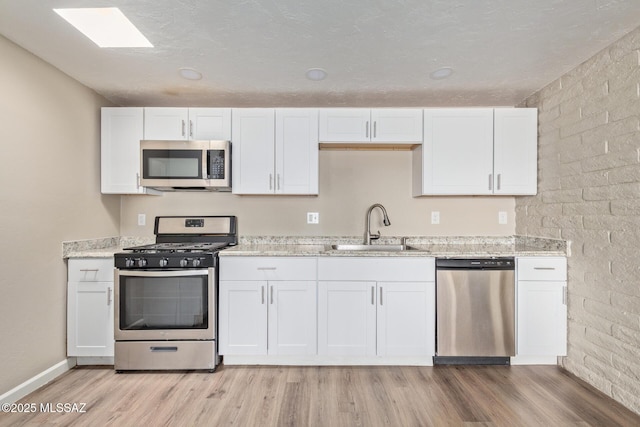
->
(1, 0), (640, 107)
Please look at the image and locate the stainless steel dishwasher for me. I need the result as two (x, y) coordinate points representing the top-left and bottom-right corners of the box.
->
(434, 258), (515, 365)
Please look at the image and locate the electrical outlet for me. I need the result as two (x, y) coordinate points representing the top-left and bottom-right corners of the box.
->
(138, 213), (146, 226)
(498, 211), (508, 225)
(431, 211), (440, 225)
(307, 212), (319, 224)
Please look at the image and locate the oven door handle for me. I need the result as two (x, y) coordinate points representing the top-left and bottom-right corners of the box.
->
(117, 269), (210, 278)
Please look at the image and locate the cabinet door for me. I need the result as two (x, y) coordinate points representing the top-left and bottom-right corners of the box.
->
(101, 107), (157, 194)
(377, 282), (435, 357)
(371, 109), (423, 143)
(67, 281), (114, 357)
(231, 109), (276, 194)
(268, 281), (317, 355)
(318, 281), (376, 356)
(517, 281), (567, 356)
(219, 281), (268, 355)
(144, 107), (189, 140)
(275, 109), (319, 195)
(318, 109), (370, 142)
(420, 108), (494, 195)
(494, 108), (537, 195)
(189, 108), (231, 140)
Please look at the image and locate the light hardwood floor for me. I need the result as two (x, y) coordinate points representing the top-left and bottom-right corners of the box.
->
(1, 364), (639, 426)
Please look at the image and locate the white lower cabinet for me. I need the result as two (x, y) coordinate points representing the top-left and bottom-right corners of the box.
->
(219, 257), (317, 356)
(514, 257), (567, 364)
(318, 257), (435, 359)
(67, 258), (114, 359)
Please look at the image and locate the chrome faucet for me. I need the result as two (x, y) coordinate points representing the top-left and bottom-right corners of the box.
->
(365, 203), (391, 245)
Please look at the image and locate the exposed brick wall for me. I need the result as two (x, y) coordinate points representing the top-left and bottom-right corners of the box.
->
(517, 27), (640, 413)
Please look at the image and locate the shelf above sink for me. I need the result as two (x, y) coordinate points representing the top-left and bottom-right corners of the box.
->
(327, 244), (419, 252)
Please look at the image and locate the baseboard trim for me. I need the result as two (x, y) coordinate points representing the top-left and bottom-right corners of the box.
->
(0, 358), (77, 404)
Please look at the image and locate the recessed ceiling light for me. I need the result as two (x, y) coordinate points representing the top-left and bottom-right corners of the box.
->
(306, 68), (327, 81)
(178, 68), (203, 81)
(430, 67), (454, 80)
(53, 7), (153, 48)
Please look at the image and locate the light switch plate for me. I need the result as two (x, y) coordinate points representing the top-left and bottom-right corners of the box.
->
(138, 213), (146, 226)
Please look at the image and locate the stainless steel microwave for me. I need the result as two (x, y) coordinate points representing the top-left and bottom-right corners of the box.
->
(140, 140), (231, 191)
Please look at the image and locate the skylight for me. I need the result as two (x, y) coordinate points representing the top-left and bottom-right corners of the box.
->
(53, 7), (153, 48)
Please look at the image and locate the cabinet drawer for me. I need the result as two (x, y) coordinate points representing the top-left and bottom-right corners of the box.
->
(68, 258), (114, 282)
(220, 257), (317, 281)
(318, 257), (435, 282)
(517, 257), (566, 281)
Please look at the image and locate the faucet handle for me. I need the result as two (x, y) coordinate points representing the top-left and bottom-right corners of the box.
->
(371, 231), (381, 241)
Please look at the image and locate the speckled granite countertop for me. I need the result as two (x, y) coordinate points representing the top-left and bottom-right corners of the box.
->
(62, 236), (154, 259)
(219, 235), (568, 258)
(63, 235), (567, 259)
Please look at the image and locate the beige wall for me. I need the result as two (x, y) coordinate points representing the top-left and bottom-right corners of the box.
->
(517, 28), (640, 413)
(121, 150), (516, 237)
(0, 36), (119, 394)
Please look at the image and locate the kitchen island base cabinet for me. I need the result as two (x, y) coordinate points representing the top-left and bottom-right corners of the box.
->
(67, 258), (114, 362)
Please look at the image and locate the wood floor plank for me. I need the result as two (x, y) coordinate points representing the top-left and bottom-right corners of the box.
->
(1, 364), (639, 427)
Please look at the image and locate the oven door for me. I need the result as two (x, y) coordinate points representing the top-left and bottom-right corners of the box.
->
(114, 268), (215, 341)
(140, 140), (208, 188)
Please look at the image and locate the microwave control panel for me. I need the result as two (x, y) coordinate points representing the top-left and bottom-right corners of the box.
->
(208, 150), (226, 179)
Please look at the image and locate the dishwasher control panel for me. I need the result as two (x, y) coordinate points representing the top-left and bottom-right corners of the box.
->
(436, 258), (515, 269)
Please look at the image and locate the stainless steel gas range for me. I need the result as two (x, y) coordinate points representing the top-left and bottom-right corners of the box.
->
(113, 215), (237, 372)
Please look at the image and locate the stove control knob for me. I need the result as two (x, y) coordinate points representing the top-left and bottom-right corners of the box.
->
(192, 258), (201, 267)
(137, 258), (147, 267)
(125, 258), (135, 268)
(180, 258), (188, 268)
(159, 258), (168, 267)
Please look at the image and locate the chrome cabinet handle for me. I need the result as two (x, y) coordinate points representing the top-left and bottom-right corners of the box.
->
(107, 288), (112, 305)
(563, 286), (567, 305)
(534, 267), (556, 270)
(189, 120), (194, 138)
(489, 174), (493, 191)
(366, 121), (369, 138)
(79, 268), (99, 272)
(379, 287), (383, 306)
(257, 267), (277, 271)
(270, 286), (274, 304)
(497, 173), (502, 190)
(373, 121), (377, 138)
(371, 286), (375, 305)
(181, 120), (186, 137)
(136, 172), (141, 188)
(269, 174), (273, 190)
(277, 174), (281, 190)
(261, 286), (265, 304)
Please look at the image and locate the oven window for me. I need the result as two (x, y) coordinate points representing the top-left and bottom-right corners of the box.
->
(143, 149), (202, 179)
(119, 275), (208, 330)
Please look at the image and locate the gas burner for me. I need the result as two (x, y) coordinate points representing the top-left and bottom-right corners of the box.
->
(115, 216), (237, 270)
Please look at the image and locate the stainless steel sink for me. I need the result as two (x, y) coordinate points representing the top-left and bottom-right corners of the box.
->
(327, 244), (418, 252)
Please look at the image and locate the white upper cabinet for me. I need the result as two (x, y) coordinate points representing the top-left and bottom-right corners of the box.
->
(413, 108), (537, 196)
(493, 108), (538, 195)
(101, 107), (159, 195)
(143, 108), (231, 140)
(319, 108), (423, 143)
(275, 109), (319, 194)
(232, 108), (319, 195)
